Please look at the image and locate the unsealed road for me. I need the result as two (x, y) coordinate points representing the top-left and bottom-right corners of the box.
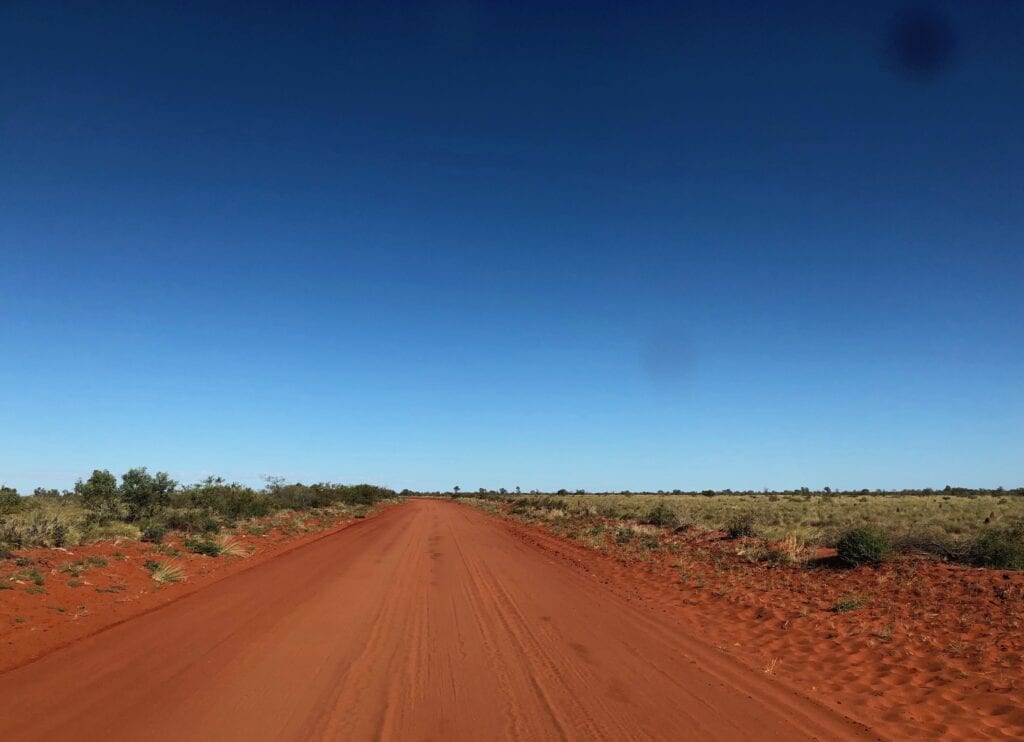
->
(0, 499), (871, 741)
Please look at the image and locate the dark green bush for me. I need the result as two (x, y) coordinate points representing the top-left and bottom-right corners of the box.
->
(725, 511), (757, 539)
(75, 470), (125, 523)
(161, 508), (220, 534)
(639, 501), (679, 528)
(614, 527), (634, 544)
(836, 527), (893, 566)
(183, 536), (221, 557)
(140, 523), (168, 544)
(119, 468), (176, 520)
(969, 526), (1024, 570)
(0, 486), (21, 514)
(509, 500), (533, 515)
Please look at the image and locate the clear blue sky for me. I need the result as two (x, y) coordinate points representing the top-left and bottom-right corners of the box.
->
(1, 2), (1021, 493)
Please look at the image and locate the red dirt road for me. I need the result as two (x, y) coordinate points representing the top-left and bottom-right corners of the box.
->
(0, 500), (873, 741)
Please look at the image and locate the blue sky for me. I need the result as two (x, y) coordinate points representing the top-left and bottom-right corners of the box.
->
(1, 1), (1021, 493)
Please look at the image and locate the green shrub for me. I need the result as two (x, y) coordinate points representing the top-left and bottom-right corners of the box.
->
(140, 523), (168, 544)
(10, 567), (46, 586)
(969, 526), (1024, 570)
(76, 470), (126, 523)
(161, 508), (220, 534)
(243, 520), (271, 536)
(0, 486), (21, 514)
(639, 501), (679, 528)
(836, 527), (892, 566)
(891, 531), (963, 561)
(119, 468), (176, 520)
(184, 536), (221, 557)
(508, 500), (529, 515)
(725, 511), (757, 539)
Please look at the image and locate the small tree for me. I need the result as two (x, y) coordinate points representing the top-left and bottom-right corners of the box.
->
(120, 467), (177, 521)
(76, 470), (124, 522)
(0, 486), (21, 513)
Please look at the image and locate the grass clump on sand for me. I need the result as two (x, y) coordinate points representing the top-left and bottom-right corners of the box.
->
(183, 536), (222, 557)
(969, 525), (1024, 570)
(145, 560), (185, 584)
(833, 594), (868, 613)
(184, 534), (248, 558)
(836, 527), (892, 566)
(213, 535), (248, 558)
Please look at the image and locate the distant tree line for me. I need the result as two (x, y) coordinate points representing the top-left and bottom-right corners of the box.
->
(402, 485), (1022, 500)
(0, 468), (396, 552)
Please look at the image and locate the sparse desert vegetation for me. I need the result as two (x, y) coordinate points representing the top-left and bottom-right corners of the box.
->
(453, 488), (1024, 569)
(0, 470), (401, 673)
(2, 492), (1022, 739)
(0, 471), (397, 556)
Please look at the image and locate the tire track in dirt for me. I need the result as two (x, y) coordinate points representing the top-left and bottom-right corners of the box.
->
(0, 499), (876, 741)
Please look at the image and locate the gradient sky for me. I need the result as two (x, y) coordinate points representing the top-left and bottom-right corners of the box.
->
(2, 1), (1022, 493)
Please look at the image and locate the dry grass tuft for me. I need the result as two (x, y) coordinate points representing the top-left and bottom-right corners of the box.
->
(150, 562), (185, 584)
(215, 535), (248, 558)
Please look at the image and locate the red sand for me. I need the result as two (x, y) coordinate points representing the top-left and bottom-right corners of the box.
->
(502, 509), (1024, 739)
(0, 499), (871, 741)
(0, 507), (389, 672)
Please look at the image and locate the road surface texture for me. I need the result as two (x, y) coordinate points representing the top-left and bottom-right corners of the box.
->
(0, 499), (872, 741)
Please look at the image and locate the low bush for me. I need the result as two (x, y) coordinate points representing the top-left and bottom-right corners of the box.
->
(0, 510), (79, 549)
(140, 522), (168, 544)
(614, 526), (634, 544)
(969, 525), (1024, 570)
(639, 501), (680, 528)
(182, 534), (247, 558)
(744, 535), (807, 566)
(160, 508), (220, 534)
(0, 486), (22, 513)
(725, 511), (757, 539)
(836, 527), (892, 566)
(83, 521), (142, 542)
(508, 500), (533, 516)
(183, 536), (222, 557)
(891, 531), (961, 561)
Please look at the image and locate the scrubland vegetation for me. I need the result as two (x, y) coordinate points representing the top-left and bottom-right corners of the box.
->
(454, 488), (1024, 569)
(0, 470), (396, 557)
